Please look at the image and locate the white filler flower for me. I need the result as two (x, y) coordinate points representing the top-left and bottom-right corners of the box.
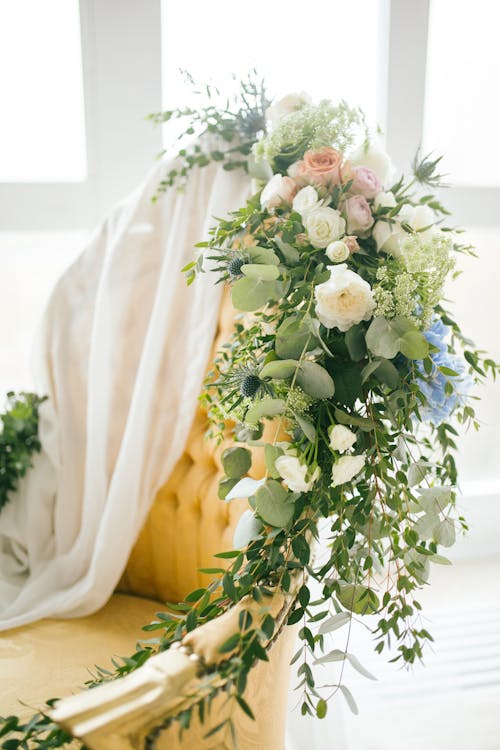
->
(305, 207), (346, 248)
(329, 424), (357, 452)
(314, 264), (376, 331)
(331, 454), (365, 487)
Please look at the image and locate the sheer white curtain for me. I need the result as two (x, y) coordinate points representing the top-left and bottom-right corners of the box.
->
(0, 144), (248, 629)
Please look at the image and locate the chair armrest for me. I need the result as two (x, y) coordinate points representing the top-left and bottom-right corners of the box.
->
(49, 585), (298, 750)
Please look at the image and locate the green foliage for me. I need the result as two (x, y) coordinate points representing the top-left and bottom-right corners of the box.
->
(0, 392), (47, 513)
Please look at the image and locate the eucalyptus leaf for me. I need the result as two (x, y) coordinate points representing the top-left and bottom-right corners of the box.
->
(274, 236), (300, 265)
(340, 685), (359, 715)
(295, 413), (317, 442)
(254, 480), (295, 527)
(399, 330), (429, 359)
(328, 360), (362, 408)
(225, 477), (265, 501)
(275, 314), (316, 359)
(260, 359), (298, 380)
(233, 510), (263, 549)
(434, 517), (456, 547)
(246, 397), (287, 424)
(264, 443), (283, 478)
(334, 408), (375, 431)
(241, 263), (280, 281)
(218, 477), (239, 500)
(246, 245), (280, 266)
(318, 611), (351, 635)
(366, 317), (400, 359)
(231, 277), (278, 312)
(345, 323), (366, 361)
(338, 584), (379, 614)
(373, 358), (400, 388)
(296, 361), (335, 400)
(221, 446), (252, 479)
(408, 461), (428, 487)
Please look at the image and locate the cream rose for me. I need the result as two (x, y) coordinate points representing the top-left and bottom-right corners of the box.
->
(305, 207), (346, 248)
(265, 92), (311, 128)
(348, 141), (394, 185)
(292, 185), (320, 217)
(373, 191), (397, 210)
(331, 454), (365, 487)
(329, 424), (357, 452)
(275, 453), (319, 493)
(314, 264), (376, 331)
(344, 195), (374, 236)
(260, 174), (297, 211)
(326, 240), (350, 263)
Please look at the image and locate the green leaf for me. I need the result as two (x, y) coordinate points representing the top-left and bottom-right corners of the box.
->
(340, 685), (359, 715)
(219, 632), (241, 653)
(399, 330), (429, 359)
(318, 611), (351, 635)
(408, 461), (428, 487)
(345, 323), (367, 361)
(275, 314), (316, 359)
(365, 317), (400, 359)
(264, 443), (283, 478)
(254, 480), (295, 527)
(316, 699), (328, 719)
(334, 408), (375, 431)
(296, 361), (335, 400)
(260, 359), (298, 380)
(295, 413), (316, 442)
(337, 584), (379, 614)
(218, 477), (239, 500)
(373, 358), (400, 388)
(235, 694), (255, 720)
(241, 263), (280, 281)
(327, 361), (362, 408)
(225, 476), (265, 501)
(221, 447), (252, 478)
(233, 510), (263, 548)
(246, 245), (280, 265)
(274, 236), (300, 265)
(231, 277), (279, 311)
(246, 397), (287, 425)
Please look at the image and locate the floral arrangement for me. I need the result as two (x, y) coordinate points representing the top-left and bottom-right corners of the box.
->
(1, 76), (498, 748)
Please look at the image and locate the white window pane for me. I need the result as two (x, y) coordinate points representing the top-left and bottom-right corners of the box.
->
(161, 0), (385, 135)
(424, 0), (500, 187)
(0, 0), (87, 183)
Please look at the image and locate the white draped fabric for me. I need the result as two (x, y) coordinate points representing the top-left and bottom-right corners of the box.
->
(0, 147), (248, 630)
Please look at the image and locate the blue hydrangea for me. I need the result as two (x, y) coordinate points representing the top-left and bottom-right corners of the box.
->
(415, 318), (473, 425)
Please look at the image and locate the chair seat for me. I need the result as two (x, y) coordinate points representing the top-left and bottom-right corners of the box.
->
(0, 593), (159, 719)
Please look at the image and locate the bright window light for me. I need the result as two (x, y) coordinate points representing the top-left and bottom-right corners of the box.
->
(161, 0), (385, 142)
(424, 0), (500, 186)
(0, 0), (87, 183)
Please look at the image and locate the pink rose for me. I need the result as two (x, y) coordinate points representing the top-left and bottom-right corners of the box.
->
(343, 235), (360, 254)
(344, 195), (374, 236)
(288, 147), (343, 188)
(350, 166), (382, 199)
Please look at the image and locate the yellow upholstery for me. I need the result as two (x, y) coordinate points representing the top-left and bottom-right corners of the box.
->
(0, 290), (295, 749)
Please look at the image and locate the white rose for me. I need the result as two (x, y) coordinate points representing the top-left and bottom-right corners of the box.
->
(275, 454), (319, 493)
(331, 454), (365, 487)
(305, 207), (346, 248)
(399, 204), (436, 241)
(373, 220), (407, 257)
(293, 185), (320, 216)
(348, 141), (394, 185)
(329, 424), (357, 452)
(314, 264), (376, 332)
(373, 203), (436, 258)
(326, 240), (350, 263)
(265, 92), (312, 128)
(373, 191), (397, 210)
(260, 174), (297, 211)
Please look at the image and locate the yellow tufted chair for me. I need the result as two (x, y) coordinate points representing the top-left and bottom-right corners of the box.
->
(0, 290), (298, 750)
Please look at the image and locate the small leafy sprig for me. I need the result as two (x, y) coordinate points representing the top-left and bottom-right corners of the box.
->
(148, 70), (271, 196)
(0, 392), (47, 513)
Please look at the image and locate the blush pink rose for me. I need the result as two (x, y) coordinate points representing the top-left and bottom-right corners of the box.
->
(260, 174), (298, 210)
(343, 235), (360, 254)
(350, 166), (382, 199)
(289, 147), (343, 188)
(344, 195), (374, 236)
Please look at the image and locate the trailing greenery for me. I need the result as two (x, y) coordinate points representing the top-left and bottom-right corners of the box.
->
(1, 76), (498, 749)
(0, 392), (46, 513)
